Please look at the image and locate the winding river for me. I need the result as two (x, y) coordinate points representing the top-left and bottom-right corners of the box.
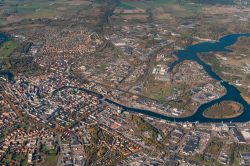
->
(107, 34), (250, 123)
(1, 33), (250, 123)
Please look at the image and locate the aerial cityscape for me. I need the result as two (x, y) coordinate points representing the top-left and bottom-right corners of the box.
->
(0, 0), (250, 165)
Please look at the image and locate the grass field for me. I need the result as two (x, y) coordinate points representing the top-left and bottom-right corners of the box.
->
(121, 0), (179, 9)
(0, 41), (19, 58)
(143, 76), (172, 101)
(44, 149), (59, 166)
(118, 2), (136, 10)
(45, 154), (59, 166)
(16, 154), (27, 166)
(0, 0), (92, 25)
(117, 0), (202, 23)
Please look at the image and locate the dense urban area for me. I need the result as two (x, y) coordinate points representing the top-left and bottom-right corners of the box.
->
(1, 0), (250, 165)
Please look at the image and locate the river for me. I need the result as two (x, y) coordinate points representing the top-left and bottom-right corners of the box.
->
(107, 34), (250, 123)
(1, 33), (250, 123)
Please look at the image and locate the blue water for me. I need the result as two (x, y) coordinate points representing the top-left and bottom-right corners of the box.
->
(107, 34), (250, 123)
(2, 32), (250, 123)
(0, 32), (9, 45)
(0, 70), (14, 81)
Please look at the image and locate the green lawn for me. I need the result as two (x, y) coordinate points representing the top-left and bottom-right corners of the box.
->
(0, 41), (19, 58)
(44, 151), (59, 166)
(121, 0), (179, 10)
(46, 154), (58, 162)
(16, 154), (27, 166)
(143, 79), (172, 101)
(0, 0), (91, 24)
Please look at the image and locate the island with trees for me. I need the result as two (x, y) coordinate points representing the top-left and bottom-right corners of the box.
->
(203, 101), (243, 119)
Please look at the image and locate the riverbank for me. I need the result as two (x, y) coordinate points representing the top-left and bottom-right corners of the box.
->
(241, 94), (250, 105)
(2, 33), (250, 123)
